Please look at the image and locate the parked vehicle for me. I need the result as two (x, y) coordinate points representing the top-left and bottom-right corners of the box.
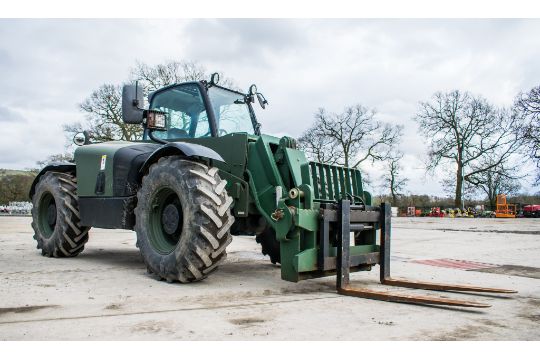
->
(523, 204), (540, 218)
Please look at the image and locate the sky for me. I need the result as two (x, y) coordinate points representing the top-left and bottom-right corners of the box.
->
(0, 19), (539, 196)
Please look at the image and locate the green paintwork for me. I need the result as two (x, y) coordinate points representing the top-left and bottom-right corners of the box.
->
(294, 245), (379, 273)
(177, 133), (251, 217)
(73, 130), (375, 283)
(294, 209), (319, 232)
(75, 141), (135, 197)
(71, 83), (377, 285)
(309, 161), (365, 203)
(284, 148), (310, 187)
(148, 187), (181, 254)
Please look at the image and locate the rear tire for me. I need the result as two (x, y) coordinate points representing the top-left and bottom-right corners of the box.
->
(256, 227), (281, 264)
(134, 156), (234, 282)
(31, 172), (90, 257)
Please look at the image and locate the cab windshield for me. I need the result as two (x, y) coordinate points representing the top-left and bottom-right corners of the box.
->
(146, 83), (255, 140)
(208, 86), (255, 135)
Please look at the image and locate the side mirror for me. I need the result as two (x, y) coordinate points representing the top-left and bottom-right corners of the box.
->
(73, 132), (86, 146)
(256, 93), (268, 109)
(73, 130), (92, 146)
(210, 72), (220, 85)
(122, 83), (145, 124)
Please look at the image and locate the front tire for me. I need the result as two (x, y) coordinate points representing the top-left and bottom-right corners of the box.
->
(134, 156), (234, 282)
(31, 172), (90, 257)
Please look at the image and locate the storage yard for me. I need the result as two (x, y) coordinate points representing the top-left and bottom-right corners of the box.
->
(0, 216), (538, 340)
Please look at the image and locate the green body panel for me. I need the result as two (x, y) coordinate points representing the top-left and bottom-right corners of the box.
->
(283, 148), (311, 187)
(294, 245), (379, 273)
(75, 141), (135, 197)
(245, 135), (287, 228)
(179, 133), (249, 180)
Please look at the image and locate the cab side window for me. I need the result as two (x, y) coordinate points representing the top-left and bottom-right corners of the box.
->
(149, 84), (211, 139)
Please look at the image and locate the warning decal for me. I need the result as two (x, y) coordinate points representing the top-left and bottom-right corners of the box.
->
(100, 155), (107, 170)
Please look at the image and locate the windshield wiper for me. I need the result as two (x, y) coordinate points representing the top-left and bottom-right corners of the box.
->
(234, 99), (246, 104)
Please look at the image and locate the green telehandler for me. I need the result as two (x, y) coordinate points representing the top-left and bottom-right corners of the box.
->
(29, 73), (515, 307)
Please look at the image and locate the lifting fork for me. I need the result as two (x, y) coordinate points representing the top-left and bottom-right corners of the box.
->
(336, 201), (517, 308)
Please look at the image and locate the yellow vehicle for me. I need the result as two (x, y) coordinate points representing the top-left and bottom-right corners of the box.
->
(464, 207), (475, 218)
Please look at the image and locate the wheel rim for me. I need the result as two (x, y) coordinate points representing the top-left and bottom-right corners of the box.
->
(38, 192), (56, 238)
(149, 187), (183, 254)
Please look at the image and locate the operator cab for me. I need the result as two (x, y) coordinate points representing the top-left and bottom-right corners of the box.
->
(142, 79), (263, 141)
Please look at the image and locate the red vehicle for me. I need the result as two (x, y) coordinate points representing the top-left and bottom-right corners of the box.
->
(428, 207), (444, 217)
(523, 204), (540, 218)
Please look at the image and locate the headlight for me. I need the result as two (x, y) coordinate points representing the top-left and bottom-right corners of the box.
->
(146, 110), (167, 130)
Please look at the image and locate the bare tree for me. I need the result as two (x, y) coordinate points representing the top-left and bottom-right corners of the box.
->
(467, 163), (521, 210)
(381, 151), (409, 204)
(65, 60), (235, 143)
(415, 90), (523, 208)
(439, 166), (477, 204)
(297, 127), (343, 165)
(514, 85), (540, 184)
(64, 84), (142, 142)
(298, 105), (402, 168)
(36, 152), (74, 168)
(130, 60), (236, 92)
(130, 60), (207, 92)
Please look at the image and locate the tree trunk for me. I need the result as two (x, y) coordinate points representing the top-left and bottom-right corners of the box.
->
(390, 174), (397, 205)
(488, 186), (496, 211)
(455, 164), (463, 208)
(489, 196), (496, 211)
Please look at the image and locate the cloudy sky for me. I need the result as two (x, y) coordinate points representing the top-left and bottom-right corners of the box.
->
(0, 19), (539, 195)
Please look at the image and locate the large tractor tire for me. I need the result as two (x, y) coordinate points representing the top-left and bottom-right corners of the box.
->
(256, 227), (280, 264)
(31, 172), (90, 257)
(134, 156), (234, 282)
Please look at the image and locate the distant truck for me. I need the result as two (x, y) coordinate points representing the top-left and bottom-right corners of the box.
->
(523, 205), (540, 218)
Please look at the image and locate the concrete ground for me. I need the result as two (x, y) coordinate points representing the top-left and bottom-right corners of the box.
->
(0, 216), (539, 340)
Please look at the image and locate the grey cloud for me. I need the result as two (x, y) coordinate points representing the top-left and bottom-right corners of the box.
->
(0, 48), (13, 67)
(183, 19), (307, 65)
(0, 19), (539, 195)
(0, 106), (26, 123)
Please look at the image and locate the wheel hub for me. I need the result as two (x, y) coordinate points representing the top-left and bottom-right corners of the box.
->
(47, 202), (57, 227)
(162, 203), (180, 235)
(38, 192), (57, 238)
(148, 188), (183, 254)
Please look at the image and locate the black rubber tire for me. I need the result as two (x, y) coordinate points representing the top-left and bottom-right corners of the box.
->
(256, 226), (281, 264)
(31, 172), (90, 257)
(134, 156), (234, 282)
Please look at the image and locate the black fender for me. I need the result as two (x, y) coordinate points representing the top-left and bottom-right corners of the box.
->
(139, 142), (225, 177)
(29, 162), (76, 199)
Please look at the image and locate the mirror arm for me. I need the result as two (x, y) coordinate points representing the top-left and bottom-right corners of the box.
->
(144, 122), (168, 145)
(257, 92), (268, 104)
(133, 81), (143, 109)
(256, 92), (268, 109)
